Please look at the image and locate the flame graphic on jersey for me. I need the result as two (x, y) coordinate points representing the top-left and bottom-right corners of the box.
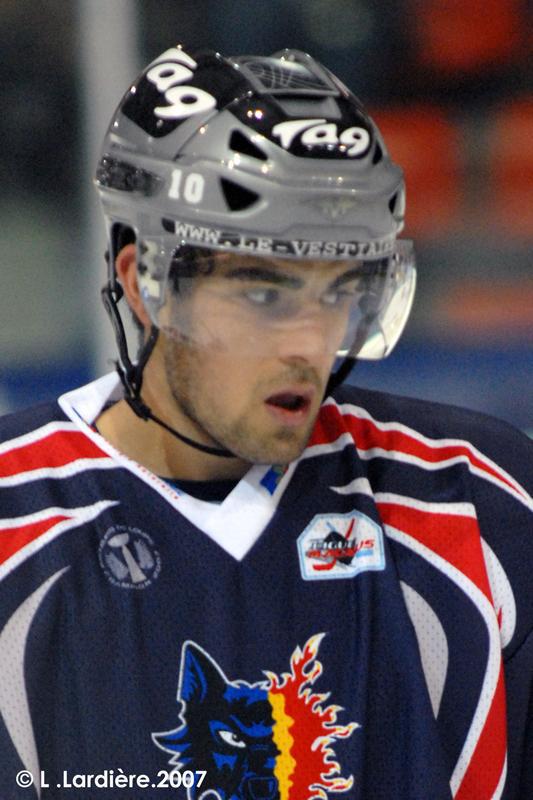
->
(265, 634), (359, 799)
(153, 633), (358, 800)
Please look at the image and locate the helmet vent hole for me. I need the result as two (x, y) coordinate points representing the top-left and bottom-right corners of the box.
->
(229, 130), (268, 161)
(373, 141), (383, 164)
(220, 178), (260, 211)
(388, 192), (398, 214)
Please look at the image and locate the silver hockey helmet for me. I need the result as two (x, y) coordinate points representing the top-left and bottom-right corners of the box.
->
(96, 45), (415, 367)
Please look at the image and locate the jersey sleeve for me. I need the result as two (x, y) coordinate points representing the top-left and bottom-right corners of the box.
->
(502, 629), (533, 799)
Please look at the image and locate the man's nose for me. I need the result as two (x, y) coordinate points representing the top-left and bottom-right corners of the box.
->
(273, 315), (335, 363)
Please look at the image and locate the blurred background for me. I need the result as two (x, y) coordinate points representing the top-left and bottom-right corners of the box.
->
(0, 0), (532, 431)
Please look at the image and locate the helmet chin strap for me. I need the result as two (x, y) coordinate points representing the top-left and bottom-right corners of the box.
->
(124, 390), (237, 459)
(326, 356), (357, 395)
(101, 282), (236, 459)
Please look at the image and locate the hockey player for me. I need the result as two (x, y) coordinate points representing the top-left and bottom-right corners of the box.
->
(0, 46), (531, 800)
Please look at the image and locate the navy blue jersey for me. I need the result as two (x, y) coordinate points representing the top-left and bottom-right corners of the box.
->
(0, 374), (531, 800)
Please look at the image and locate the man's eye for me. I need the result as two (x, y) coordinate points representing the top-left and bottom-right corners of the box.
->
(321, 289), (354, 307)
(242, 287), (279, 305)
(218, 729), (246, 748)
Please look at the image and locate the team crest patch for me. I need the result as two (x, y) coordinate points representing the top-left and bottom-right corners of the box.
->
(297, 511), (385, 580)
(153, 634), (358, 800)
(98, 525), (161, 589)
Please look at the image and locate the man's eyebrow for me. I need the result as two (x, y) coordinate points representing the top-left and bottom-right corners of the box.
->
(329, 266), (365, 289)
(223, 266), (303, 288)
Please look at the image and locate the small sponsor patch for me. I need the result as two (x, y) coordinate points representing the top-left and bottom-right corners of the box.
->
(297, 511), (385, 580)
(260, 465), (288, 495)
(99, 525), (161, 589)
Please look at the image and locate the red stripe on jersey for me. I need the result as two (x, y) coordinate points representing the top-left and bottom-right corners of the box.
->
(455, 665), (507, 800)
(0, 431), (108, 478)
(379, 498), (507, 800)
(309, 403), (349, 447)
(311, 403), (522, 498)
(378, 502), (493, 602)
(0, 515), (70, 566)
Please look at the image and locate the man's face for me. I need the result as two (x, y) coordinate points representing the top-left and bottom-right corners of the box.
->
(160, 251), (362, 465)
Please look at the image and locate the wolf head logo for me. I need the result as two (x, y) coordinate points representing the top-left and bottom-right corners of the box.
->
(153, 642), (278, 799)
(153, 635), (358, 800)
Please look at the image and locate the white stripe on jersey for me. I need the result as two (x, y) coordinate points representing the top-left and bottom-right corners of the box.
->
(0, 568), (69, 792)
(385, 524), (505, 798)
(321, 398), (533, 510)
(374, 492), (477, 518)
(0, 500), (118, 581)
(0, 458), (116, 487)
(330, 477), (374, 497)
(0, 420), (79, 456)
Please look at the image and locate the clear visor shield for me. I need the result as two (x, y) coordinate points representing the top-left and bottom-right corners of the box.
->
(137, 240), (416, 360)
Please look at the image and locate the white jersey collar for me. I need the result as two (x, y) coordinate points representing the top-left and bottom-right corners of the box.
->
(58, 373), (297, 561)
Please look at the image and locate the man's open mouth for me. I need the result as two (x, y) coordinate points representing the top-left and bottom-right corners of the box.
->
(265, 392), (312, 413)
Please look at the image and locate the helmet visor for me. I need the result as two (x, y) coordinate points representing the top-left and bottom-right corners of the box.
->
(137, 240), (415, 360)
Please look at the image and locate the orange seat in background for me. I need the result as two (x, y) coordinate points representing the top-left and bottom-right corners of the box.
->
(486, 98), (533, 239)
(371, 106), (463, 238)
(409, 0), (522, 74)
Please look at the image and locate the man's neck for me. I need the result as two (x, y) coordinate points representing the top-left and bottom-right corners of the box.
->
(95, 398), (250, 482)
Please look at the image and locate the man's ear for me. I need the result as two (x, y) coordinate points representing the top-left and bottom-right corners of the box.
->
(115, 243), (151, 329)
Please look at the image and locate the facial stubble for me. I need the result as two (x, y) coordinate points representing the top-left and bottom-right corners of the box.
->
(163, 336), (323, 465)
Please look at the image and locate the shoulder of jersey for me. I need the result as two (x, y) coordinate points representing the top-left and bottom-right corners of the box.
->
(0, 402), (65, 442)
(331, 384), (533, 490)
(0, 400), (113, 490)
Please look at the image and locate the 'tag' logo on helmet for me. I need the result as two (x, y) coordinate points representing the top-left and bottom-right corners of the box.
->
(146, 47), (216, 121)
(273, 119), (371, 157)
